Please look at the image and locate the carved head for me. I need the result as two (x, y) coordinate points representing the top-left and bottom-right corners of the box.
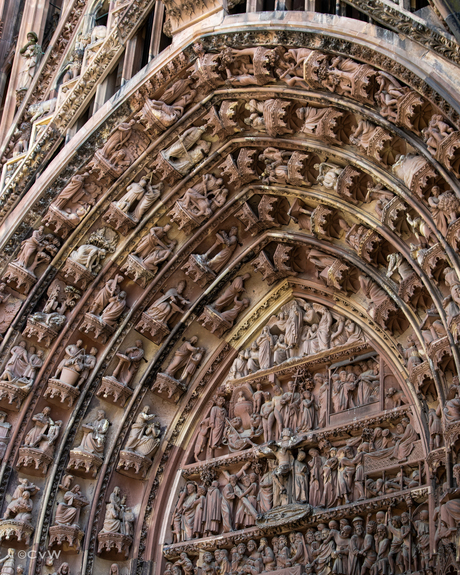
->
(27, 32), (38, 43)
(204, 552), (213, 564)
(341, 525), (353, 538)
(0, 412), (6, 422)
(420, 510), (428, 521)
(339, 370), (347, 382)
(97, 410), (105, 420)
(186, 482), (196, 494)
(43, 406), (51, 416)
(237, 543), (246, 555)
(329, 520), (338, 530)
(247, 540), (257, 552)
(197, 485), (206, 496)
(297, 450), (306, 462)
(142, 406), (150, 414)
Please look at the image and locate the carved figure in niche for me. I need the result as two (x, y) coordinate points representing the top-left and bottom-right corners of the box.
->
(443, 384), (460, 424)
(208, 395), (227, 457)
(411, 510), (429, 572)
(400, 337), (423, 377)
(124, 406), (161, 458)
(406, 213), (433, 248)
(273, 335), (289, 365)
(375, 72), (407, 121)
(54, 482), (88, 528)
(114, 179), (162, 223)
(98, 291), (126, 327)
(17, 32), (41, 90)
(171, 174), (228, 230)
(101, 120), (136, 160)
(219, 46), (283, 86)
(13, 227), (50, 271)
(442, 267), (460, 324)
(320, 447), (338, 508)
(365, 184), (395, 220)
(132, 224), (176, 271)
(223, 416), (258, 452)
(316, 162), (343, 191)
(69, 244), (106, 273)
(389, 417), (419, 462)
(0, 412), (11, 459)
(52, 564), (70, 575)
(196, 227), (239, 274)
(3, 479), (39, 520)
(49, 342), (98, 393)
(0, 340), (41, 388)
(385, 387), (406, 408)
(76, 410), (109, 455)
(325, 56), (369, 97)
(336, 446), (356, 505)
(221, 462), (254, 532)
(109, 341), (144, 387)
(298, 389), (318, 432)
(204, 481), (221, 536)
(308, 448), (323, 507)
(89, 275), (124, 315)
(24, 406), (61, 449)
(135, 78), (196, 133)
(293, 450), (309, 504)
(161, 127), (211, 175)
(0, 549), (15, 574)
(422, 114), (454, 155)
(164, 337), (204, 383)
(234, 473), (259, 529)
(427, 186), (460, 236)
(256, 327), (274, 370)
(145, 281), (189, 327)
(429, 407), (442, 449)
(52, 173), (92, 211)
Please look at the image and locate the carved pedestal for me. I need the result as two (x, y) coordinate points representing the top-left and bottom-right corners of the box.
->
(80, 313), (115, 344)
(4, 263), (36, 294)
(43, 205), (78, 239)
(198, 306), (232, 338)
(169, 202), (205, 235)
(49, 525), (84, 552)
(0, 519), (33, 546)
(103, 203), (138, 235)
(117, 450), (152, 479)
(0, 382), (30, 411)
(135, 313), (170, 344)
(44, 378), (80, 408)
(97, 376), (133, 406)
(150, 152), (182, 186)
(90, 150), (125, 180)
(62, 259), (95, 289)
(97, 532), (133, 558)
(152, 373), (187, 403)
(67, 449), (103, 478)
(182, 255), (216, 288)
(409, 360), (433, 393)
(23, 318), (60, 348)
(17, 447), (53, 475)
(121, 254), (155, 288)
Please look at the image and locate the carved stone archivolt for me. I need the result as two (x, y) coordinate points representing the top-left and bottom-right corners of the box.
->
(2, 23), (460, 575)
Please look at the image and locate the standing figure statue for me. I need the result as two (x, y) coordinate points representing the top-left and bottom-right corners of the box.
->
(17, 32), (42, 90)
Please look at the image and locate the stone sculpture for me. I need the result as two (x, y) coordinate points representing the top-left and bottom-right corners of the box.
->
(198, 273), (250, 337)
(17, 407), (62, 474)
(118, 406), (162, 478)
(122, 224), (176, 287)
(98, 340), (144, 406)
(137, 280), (189, 343)
(68, 410), (109, 477)
(98, 487), (134, 557)
(153, 337), (205, 402)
